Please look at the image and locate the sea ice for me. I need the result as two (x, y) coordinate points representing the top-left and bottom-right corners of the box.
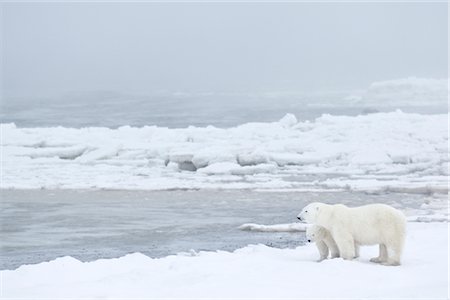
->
(1, 111), (447, 193)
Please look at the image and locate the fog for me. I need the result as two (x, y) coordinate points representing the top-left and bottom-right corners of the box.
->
(1, 2), (448, 99)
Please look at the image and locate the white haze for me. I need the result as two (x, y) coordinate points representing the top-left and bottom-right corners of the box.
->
(1, 2), (447, 98)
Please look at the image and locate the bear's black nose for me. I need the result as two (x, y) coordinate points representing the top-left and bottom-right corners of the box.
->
(307, 239), (311, 242)
(297, 216), (301, 220)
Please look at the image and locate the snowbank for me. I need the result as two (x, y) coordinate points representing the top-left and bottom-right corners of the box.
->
(2, 223), (447, 298)
(1, 111), (448, 193)
(238, 222), (308, 232)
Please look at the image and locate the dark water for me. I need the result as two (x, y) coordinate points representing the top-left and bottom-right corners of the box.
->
(0, 189), (425, 270)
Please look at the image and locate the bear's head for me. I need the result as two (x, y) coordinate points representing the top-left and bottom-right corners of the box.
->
(306, 225), (327, 242)
(297, 202), (324, 223)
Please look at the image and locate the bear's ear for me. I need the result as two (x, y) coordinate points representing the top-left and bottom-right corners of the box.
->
(316, 206), (319, 211)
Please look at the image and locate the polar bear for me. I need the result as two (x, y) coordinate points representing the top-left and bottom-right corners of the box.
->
(306, 225), (340, 261)
(298, 202), (406, 266)
(306, 225), (360, 261)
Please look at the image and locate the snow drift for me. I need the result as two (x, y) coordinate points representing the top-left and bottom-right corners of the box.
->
(1, 111), (448, 193)
(2, 223), (447, 299)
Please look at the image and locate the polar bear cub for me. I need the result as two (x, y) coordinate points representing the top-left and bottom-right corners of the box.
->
(298, 202), (406, 266)
(306, 225), (360, 262)
(306, 225), (339, 261)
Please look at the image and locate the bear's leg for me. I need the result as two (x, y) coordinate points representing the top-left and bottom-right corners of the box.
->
(329, 244), (340, 259)
(333, 230), (355, 260)
(370, 244), (388, 263)
(382, 242), (403, 266)
(324, 236), (339, 258)
(316, 240), (329, 262)
(354, 243), (360, 258)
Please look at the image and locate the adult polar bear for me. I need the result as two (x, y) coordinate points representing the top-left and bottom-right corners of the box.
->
(298, 203), (406, 266)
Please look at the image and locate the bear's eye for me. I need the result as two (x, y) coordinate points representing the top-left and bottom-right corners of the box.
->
(305, 210), (308, 213)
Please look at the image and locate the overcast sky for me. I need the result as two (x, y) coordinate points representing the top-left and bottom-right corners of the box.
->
(1, 2), (448, 98)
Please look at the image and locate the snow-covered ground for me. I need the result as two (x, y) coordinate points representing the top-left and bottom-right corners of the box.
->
(1, 111), (448, 193)
(2, 84), (448, 297)
(2, 222), (447, 299)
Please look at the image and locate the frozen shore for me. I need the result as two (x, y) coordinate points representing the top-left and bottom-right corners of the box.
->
(2, 222), (448, 299)
(6, 189), (446, 270)
(2, 111), (448, 194)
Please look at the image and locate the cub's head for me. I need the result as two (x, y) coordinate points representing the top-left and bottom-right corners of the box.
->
(306, 225), (327, 242)
(297, 202), (324, 223)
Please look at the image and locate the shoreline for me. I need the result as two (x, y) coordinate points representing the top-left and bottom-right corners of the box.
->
(3, 222), (448, 298)
(1, 186), (448, 195)
(1, 189), (447, 270)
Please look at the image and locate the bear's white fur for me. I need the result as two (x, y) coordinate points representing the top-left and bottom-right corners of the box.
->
(298, 202), (406, 266)
(306, 225), (339, 261)
(306, 225), (360, 262)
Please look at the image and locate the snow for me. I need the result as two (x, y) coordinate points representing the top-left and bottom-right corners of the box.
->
(238, 222), (309, 232)
(1, 111), (448, 193)
(2, 222), (448, 298)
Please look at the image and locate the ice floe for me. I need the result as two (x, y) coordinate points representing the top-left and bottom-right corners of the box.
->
(1, 111), (448, 193)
